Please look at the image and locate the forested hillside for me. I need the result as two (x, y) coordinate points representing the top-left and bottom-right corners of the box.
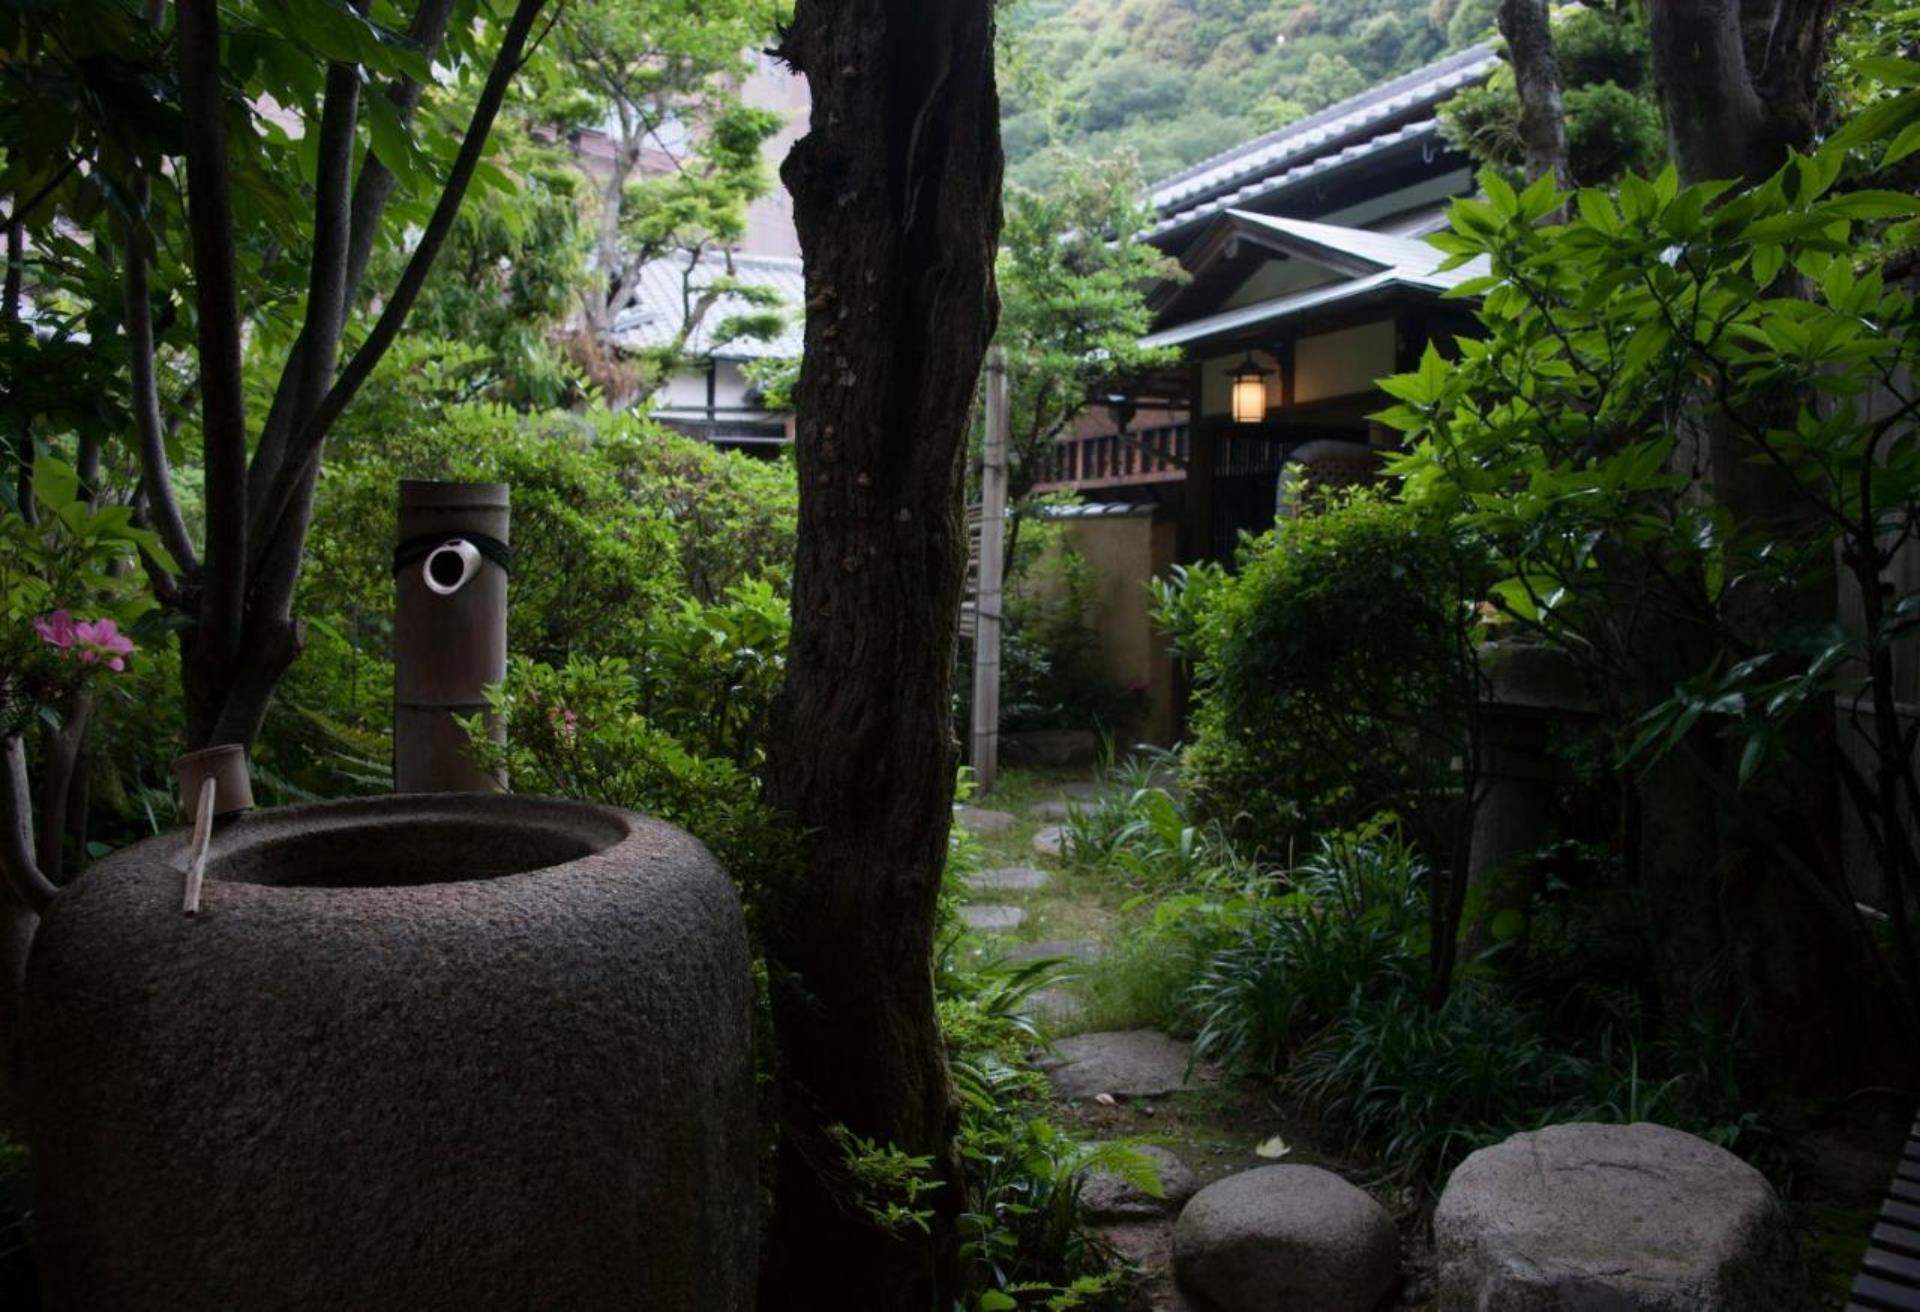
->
(1002, 0), (1497, 187)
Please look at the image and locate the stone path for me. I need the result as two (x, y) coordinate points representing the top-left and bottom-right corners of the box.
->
(1039, 1029), (1217, 1101)
(960, 904), (1025, 933)
(954, 805), (1017, 835)
(1007, 937), (1100, 963)
(970, 866), (1051, 893)
(952, 776), (1225, 1310)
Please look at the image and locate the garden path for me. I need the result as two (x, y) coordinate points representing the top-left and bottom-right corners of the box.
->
(954, 770), (1424, 1311)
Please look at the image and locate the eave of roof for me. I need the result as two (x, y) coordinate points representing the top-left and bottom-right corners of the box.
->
(1138, 214), (1489, 353)
(1149, 44), (1497, 232)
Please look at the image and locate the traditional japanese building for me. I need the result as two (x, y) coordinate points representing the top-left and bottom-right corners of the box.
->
(1037, 43), (1498, 562)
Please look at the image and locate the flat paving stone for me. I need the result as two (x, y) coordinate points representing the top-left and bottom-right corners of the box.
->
(955, 805), (1016, 835)
(1081, 1144), (1200, 1221)
(1032, 825), (1065, 857)
(1032, 799), (1077, 821)
(1058, 781), (1108, 801)
(1039, 1029), (1215, 1100)
(1098, 1218), (1195, 1312)
(960, 904), (1025, 933)
(970, 866), (1051, 893)
(1007, 938), (1101, 963)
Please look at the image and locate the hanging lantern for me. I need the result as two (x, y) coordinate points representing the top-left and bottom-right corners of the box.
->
(1229, 353), (1271, 425)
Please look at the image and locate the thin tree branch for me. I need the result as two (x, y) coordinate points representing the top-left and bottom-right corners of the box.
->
(123, 187), (198, 575)
(248, 0), (460, 512)
(176, 0), (251, 728)
(246, 0), (550, 624)
(0, 735), (57, 913)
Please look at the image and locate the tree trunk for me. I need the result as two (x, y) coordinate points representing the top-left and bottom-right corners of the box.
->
(1640, 0), (1874, 1088)
(1646, 0), (1837, 185)
(761, 1), (1002, 1307)
(1497, 0), (1571, 192)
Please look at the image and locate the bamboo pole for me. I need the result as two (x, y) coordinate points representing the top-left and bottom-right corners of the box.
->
(972, 346), (1009, 794)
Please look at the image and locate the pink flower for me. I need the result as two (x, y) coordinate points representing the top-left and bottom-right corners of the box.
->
(33, 609), (78, 650)
(546, 703), (579, 745)
(33, 610), (134, 672)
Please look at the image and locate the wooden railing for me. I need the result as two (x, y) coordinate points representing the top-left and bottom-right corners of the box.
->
(1035, 423), (1189, 491)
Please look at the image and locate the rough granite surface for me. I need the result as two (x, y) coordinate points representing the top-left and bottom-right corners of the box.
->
(23, 793), (757, 1312)
(1173, 1164), (1398, 1312)
(1432, 1122), (1798, 1311)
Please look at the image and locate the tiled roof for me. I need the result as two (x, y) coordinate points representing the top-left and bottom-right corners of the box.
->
(1148, 44), (1498, 239)
(611, 251), (805, 361)
(1139, 211), (1489, 351)
(1226, 211), (1465, 274)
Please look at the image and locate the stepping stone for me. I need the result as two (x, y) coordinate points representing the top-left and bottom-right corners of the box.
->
(1007, 938), (1100, 963)
(1097, 1219), (1195, 1312)
(1080, 1144), (1199, 1221)
(1022, 986), (1082, 1026)
(960, 904), (1025, 933)
(1038, 1030), (1213, 1100)
(1032, 799), (1075, 821)
(1031, 825), (1065, 857)
(954, 805), (1016, 835)
(1175, 1165), (1397, 1312)
(970, 866), (1050, 893)
(1059, 781), (1108, 801)
(1434, 1122), (1797, 1310)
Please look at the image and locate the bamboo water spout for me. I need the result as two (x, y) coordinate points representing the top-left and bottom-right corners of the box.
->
(393, 481), (510, 793)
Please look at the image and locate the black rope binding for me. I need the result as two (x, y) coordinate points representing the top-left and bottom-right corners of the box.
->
(391, 532), (513, 577)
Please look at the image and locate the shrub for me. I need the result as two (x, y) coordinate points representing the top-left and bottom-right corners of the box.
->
(263, 343), (797, 801)
(466, 655), (798, 912)
(1154, 489), (1483, 860)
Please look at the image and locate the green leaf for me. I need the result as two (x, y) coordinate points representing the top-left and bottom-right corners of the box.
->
(1576, 188), (1617, 233)
(1489, 909), (1527, 943)
(32, 456), (79, 511)
(1825, 189), (1920, 220)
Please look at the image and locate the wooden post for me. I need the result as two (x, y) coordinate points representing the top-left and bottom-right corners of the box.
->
(972, 347), (1009, 794)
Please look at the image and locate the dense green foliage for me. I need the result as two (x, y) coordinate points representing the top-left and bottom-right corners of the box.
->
(1438, 5), (1665, 186)
(994, 154), (1183, 499)
(1063, 782), (1761, 1187)
(1002, 0), (1466, 188)
(1152, 490), (1484, 859)
(1381, 131), (1920, 1012)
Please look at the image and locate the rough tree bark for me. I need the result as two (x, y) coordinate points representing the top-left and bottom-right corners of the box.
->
(1497, 0), (1572, 193)
(1639, 0), (1874, 1087)
(761, 1), (1002, 1306)
(1647, 0), (1839, 186)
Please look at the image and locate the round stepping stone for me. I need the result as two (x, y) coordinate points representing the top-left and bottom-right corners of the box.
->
(1081, 1145), (1199, 1221)
(954, 805), (1016, 835)
(969, 866), (1050, 893)
(1059, 781), (1108, 801)
(1032, 799), (1076, 821)
(960, 904), (1025, 933)
(1007, 938), (1100, 963)
(1174, 1165), (1398, 1312)
(1031, 825), (1065, 857)
(1434, 1122), (1797, 1310)
(1039, 1030), (1211, 1100)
